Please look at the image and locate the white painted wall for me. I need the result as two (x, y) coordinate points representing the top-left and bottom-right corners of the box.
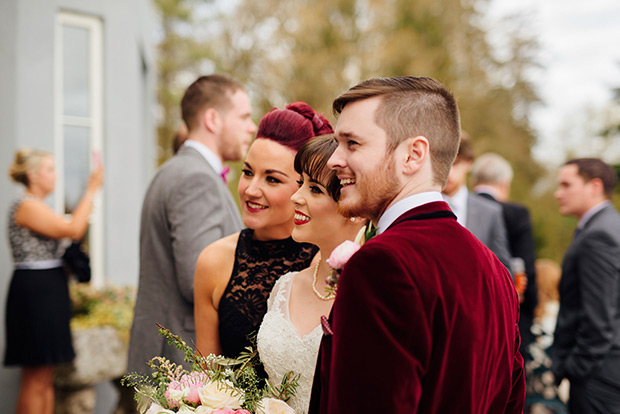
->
(0, 0), (157, 411)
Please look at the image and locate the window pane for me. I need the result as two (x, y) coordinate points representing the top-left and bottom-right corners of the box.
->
(63, 26), (90, 117)
(64, 125), (90, 213)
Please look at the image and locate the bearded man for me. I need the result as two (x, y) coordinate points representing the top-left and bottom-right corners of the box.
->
(309, 77), (525, 413)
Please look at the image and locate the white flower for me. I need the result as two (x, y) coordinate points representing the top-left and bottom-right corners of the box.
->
(256, 398), (295, 414)
(198, 379), (244, 411)
(353, 225), (367, 245)
(145, 402), (175, 414)
(177, 405), (196, 414)
(193, 407), (212, 414)
(168, 387), (189, 404)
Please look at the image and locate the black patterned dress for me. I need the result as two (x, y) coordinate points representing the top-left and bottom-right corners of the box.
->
(4, 195), (75, 366)
(218, 228), (318, 358)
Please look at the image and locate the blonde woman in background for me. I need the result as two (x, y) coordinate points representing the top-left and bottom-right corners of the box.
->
(4, 148), (103, 414)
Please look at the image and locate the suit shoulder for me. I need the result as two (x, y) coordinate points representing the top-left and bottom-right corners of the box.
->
(196, 233), (239, 272)
(469, 193), (502, 215)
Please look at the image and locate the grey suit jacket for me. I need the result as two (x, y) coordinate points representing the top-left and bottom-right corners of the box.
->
(552, 204), (620, 409)
(466, 193), (512, 271)
(128, 144), (242, 374)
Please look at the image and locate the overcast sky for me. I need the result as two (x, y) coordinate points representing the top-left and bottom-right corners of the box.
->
(485, 0), (620, 165)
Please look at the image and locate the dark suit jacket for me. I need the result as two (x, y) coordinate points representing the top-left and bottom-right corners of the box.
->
(309, 201), (525, 413)
(552, 204), (620, 412)
(477, 192), (537, 351)
(127, 144), (242, 374)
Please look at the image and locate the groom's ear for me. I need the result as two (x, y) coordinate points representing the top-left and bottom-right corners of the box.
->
(401, 135), (429, 176)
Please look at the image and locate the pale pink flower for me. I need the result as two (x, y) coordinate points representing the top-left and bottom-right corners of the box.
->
(211, 409), (236, 414)
(326, 240), (361, 270)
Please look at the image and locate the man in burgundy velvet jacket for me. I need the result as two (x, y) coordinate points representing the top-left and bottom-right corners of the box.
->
(308, 77), (525, 413)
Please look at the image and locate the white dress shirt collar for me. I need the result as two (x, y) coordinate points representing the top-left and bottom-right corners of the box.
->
(442, 185), (468, 227)
(183, 139), (224, 175)
(377, 191), (444, 234)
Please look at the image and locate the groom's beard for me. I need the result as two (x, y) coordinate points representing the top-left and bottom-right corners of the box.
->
(337, 155), (399, 223)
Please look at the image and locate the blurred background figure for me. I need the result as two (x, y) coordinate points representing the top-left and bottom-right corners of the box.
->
(471, 152), (538, 359)
(442, 136), (512, 271)
(525, 258), (567, 414)
(4, 148), (103, 414)
(552, 158), (620, 414)
(128, 74), (256, 376)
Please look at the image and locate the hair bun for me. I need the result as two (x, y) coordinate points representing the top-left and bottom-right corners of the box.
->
(285, 102), (333, 135)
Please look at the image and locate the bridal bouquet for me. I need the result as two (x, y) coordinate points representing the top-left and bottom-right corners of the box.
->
(122, 326), (298, 414)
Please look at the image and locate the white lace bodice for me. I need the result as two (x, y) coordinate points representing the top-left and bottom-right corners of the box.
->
(257, 272), (323, 414)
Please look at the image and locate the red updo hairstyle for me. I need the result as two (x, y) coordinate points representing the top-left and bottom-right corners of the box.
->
(255, 102), (333, 151)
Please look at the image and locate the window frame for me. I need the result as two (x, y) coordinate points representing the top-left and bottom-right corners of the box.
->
(54, 11), (104, 287)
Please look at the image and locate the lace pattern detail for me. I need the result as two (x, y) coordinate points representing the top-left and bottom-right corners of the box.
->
(218, 229), (317, 358)
(257, 273), (322, 414)
(8, 196), (63, 263)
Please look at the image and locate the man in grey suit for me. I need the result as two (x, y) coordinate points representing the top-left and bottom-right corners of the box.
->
(552, 158), (620, 414)
(442, 138), (512, 270)
(128, 74), (257, 374)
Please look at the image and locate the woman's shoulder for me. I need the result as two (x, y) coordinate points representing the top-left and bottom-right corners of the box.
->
(198, 232), (240, 269)
(13, 195), (52, 227)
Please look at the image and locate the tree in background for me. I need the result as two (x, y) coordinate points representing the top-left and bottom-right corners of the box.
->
(153, 0), (215, 165)
(154, 0), (604, 261)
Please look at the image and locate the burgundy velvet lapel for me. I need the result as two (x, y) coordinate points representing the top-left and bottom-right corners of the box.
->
(386, 201), (455, 232)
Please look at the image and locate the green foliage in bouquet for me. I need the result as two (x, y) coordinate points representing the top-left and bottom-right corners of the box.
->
(69, 281), (136, 342)
(121, 325), (299, 414)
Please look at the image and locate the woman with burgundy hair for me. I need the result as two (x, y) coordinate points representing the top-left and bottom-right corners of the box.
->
(194, 102), (332, 359)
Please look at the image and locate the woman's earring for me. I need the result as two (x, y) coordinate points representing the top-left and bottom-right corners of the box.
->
(350, 217), (356, 222)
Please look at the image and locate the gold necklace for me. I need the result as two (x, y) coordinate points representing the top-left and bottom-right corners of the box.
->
(312, 258), (335, 301)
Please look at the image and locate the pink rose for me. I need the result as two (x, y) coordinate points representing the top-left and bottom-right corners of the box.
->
(187, 383), (203, 404)
(326, 240), (361, 270)
(211, 409), (235, 414)
(235, 411), (251, 414)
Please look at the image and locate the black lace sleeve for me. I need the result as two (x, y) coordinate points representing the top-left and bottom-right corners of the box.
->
(218, 229), (318, 358)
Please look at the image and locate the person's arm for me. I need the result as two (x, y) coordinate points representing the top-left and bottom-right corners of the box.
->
(15, 165), (103, 239)
(506, 306), (526, 413)
(169, 169), (236, 304)
(194, 234), (237, 357)
(508, 207), (537, 313)
(327, 244), (430, 412)
(563, 230), (620, 380)
(488, 209), (513, 274)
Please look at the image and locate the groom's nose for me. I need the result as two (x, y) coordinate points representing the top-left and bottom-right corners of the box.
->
(327, 144), (346, 172)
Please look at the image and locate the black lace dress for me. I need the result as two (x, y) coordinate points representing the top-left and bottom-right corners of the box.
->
(218, 228), (318, 358)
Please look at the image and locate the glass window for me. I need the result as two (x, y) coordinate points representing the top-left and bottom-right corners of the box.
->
(62, 26), (90, 118)
(56, 12), (104, 287)
(63, 125), (90, 213)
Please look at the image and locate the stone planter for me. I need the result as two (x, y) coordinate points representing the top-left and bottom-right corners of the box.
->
(55, 326), (132, 414)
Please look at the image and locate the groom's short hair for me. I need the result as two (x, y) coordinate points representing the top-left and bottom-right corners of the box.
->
(332, 76), (461, 187)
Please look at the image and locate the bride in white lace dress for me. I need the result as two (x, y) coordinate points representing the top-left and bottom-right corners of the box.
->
(257, 135), (365, 413)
